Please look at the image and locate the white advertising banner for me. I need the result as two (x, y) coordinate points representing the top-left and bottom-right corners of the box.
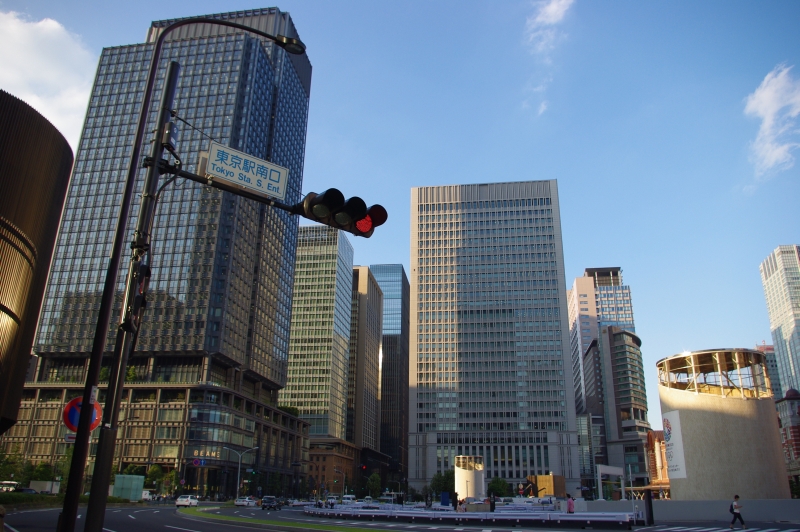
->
(662, 410), (687, 479)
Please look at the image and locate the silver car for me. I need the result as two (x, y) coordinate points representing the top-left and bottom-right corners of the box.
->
(175, 495), (199, 507)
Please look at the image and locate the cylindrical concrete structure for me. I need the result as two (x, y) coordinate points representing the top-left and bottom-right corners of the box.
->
(657, 349), (789, 500)
(454, 455), (485, 500)
(0, 90), (73, 436)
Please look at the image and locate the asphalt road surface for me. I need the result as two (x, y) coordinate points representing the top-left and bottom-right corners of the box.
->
(4, 506), (800, 532)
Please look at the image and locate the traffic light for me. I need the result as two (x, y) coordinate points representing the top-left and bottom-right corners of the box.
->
(361, 465), (367, 472)
(292, 188), (387, 238)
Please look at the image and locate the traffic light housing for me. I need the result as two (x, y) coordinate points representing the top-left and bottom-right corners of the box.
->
(292, 188), (387, 238)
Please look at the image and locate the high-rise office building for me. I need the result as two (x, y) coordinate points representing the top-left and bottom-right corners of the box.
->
(567, 268), (635, 414)
(408, 181), (579, 495)
(5, 8), (312, 498)
(583, 326), (650, 489)
(567, 268), (644, 491)
(760, 245), (800, 392)
(370, 264), (410, 481)
(346, 266), (383, 451)
(756, 343), (784, 400)
(280, 226), (358, 495)
(282, 226), (353, 439)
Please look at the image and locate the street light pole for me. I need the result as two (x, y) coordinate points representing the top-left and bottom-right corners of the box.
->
(224, 446), (258, 498)
(57, 17), (305, 532)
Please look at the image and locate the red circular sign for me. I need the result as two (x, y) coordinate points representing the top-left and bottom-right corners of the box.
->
(62, 397), (102, 432)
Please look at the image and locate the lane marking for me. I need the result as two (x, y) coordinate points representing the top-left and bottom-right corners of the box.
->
(4, 524), (22, 532)
(165, 526), (202, 532)
(128, 515), (136, 519)
(77, 515), (82, 519)
(103, 529), (118, 532)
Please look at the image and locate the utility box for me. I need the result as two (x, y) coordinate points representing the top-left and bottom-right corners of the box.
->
(112, 475), (145, 501)
(527, 474), (566, 498)
(29, 480), (60, 494)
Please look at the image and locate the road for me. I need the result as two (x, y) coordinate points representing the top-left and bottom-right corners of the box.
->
(4, 505), (800, 532)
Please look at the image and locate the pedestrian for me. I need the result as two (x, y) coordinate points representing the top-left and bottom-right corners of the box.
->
(567, 496), (575, 514)
(729, 495), (745, 529)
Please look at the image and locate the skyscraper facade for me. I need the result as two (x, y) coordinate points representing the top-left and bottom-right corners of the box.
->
(567, 268), (643, 491)
(756, 343), (784, 401)
(760, 245), (800, 392)
(370, 264), (410, 480)
(346, 266), (383, 451)
(408, 181), (579, 495)
(7, 8), (312, 497)
(281, 226), (353, 439)
(584, 326), (650, 488)
(567, 268), (635, 414)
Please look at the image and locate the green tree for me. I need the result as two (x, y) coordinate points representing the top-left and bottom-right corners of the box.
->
(125, 366), (137, 383)
(32, 462), (54, 481)
(487, 477), (510, 497)
(366, 472), (382, 498)
(146, 464), (164, 491)
(429, 469), (455, 496)
(122, 464), (146, 476)
(54, 446), (74, 491)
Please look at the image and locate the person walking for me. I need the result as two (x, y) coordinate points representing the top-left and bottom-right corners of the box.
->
(567, 496), (575, 514)
(730, 495), (745, 529)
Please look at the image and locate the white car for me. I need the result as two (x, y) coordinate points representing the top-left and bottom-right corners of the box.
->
(175, 495), (199, 507)
(235, 497), (257, 507)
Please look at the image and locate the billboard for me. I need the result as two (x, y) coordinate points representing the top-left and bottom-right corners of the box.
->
(662, 410), (687, 479)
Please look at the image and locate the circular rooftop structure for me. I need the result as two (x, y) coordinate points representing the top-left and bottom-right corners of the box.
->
(655, 348), (788, 500)
(657, 348), (773, 398)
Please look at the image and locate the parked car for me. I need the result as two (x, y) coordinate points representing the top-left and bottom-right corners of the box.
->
(261, 496), (280, 510)
(175, 495), (199, 507)
(14, 488), (38, 494)
(235, 497), (257, 507)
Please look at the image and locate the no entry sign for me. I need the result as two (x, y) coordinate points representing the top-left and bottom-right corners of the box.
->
(62, 397), (102, 433)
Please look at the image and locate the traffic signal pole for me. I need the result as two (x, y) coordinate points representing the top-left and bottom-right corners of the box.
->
(56, 17), (306, 532)
(83, 61), (180, 532)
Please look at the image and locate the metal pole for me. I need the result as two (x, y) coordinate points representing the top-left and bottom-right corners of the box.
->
(82, 60), (180, 532)
(56, 18), (303, 532)
(237, 454), (242, 498)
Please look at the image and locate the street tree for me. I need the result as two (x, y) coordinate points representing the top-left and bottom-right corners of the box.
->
(366, 472), (382, 498)
(487, 477), (510, 497)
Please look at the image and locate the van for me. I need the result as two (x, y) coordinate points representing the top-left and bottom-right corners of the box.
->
(341, 495), (356, 504)
(142, 490), (153, 501)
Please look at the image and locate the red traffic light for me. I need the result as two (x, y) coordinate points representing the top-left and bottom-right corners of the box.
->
(291, 191), (387, 238)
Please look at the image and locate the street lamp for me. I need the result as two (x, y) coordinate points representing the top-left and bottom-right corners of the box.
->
(224, 446), (259, 498)
(333, 467), (344, 497)
(63, 16), (306, 532)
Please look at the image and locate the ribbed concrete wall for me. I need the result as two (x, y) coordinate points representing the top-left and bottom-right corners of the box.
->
(0, 90), (73, 436)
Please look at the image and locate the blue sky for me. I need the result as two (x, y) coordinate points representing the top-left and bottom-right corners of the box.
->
(2, 0), (799, 427)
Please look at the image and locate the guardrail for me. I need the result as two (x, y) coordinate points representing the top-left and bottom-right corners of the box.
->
(303, 506), (635, 529)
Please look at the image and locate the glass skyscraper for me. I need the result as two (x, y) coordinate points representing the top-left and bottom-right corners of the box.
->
(281, 226), (353, 440)
(408, 181), (579, 496)
(6, 8), (311, 498)
(761, 245), (800, 394)
(370, 264), (410, 480)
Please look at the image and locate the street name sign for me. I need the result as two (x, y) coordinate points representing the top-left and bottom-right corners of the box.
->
(203, 141), (289, 202)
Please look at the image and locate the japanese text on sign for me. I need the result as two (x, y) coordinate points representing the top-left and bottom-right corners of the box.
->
(205, 141), (289, 202)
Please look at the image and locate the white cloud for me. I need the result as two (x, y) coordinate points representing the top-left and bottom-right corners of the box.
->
(744, 64), (800, 177)
(0, 12), (97, 150)
(524, 0), (574, 61)
(522, 0), (574, 115)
